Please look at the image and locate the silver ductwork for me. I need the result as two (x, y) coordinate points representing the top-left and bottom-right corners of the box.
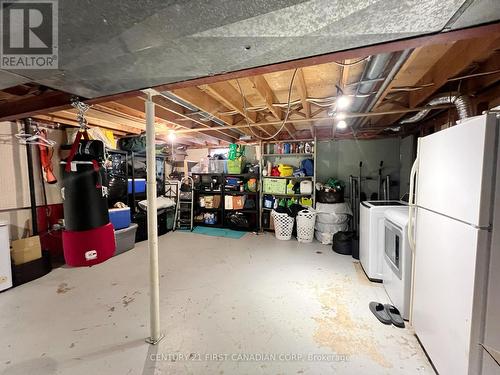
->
(348, 49), (413, 130)
(349, 53), (393, 113)
(400, 93), (472, 124)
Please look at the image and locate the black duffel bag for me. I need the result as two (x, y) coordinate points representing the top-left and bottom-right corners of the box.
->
(107, 175), (127, 205)
(117, 134), (146, 153)
(317, 189), (344, 203)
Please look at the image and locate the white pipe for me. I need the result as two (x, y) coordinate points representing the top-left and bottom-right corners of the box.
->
(145, 91), (163, 344)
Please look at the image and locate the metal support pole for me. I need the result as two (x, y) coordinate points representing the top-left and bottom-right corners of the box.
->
(145, 91), (164, 345)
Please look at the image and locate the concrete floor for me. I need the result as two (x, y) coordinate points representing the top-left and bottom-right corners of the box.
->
(0, 231), (434, 375)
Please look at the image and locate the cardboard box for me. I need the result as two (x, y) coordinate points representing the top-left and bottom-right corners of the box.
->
(11, 236), (42, 265)
(225, 195), (233, 210)
(213, 195), (221, 208)
(232, 196), (245, 210)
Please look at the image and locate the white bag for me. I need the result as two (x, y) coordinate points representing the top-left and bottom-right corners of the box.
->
(314, 223), (349, 245)
(315, 222), (349, 234)
(316, 202), (352, 224)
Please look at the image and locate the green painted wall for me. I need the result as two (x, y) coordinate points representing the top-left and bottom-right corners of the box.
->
(316, 138), (401, 200)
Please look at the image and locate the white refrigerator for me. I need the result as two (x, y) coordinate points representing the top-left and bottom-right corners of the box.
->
(408, 113), (499, 375)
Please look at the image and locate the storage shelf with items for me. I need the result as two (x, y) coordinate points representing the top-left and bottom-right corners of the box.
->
(260, 139), (317, 231)
(191, 172), (260, 231)
(192, 173), (223, 227)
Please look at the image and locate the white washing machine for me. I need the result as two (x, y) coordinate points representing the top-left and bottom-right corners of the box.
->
(359, 201), (408, 281)
(0, 221), (12, 292)
(383, 209), (412, 320)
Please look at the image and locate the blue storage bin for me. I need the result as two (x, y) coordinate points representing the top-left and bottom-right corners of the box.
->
(127, 178), (146, 194)
(109, 207), (131, 230)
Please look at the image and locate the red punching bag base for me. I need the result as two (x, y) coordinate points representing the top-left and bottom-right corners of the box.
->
(63, 223), (116, 267)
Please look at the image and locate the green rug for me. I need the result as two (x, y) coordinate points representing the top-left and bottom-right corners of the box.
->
(191, 226), (247, 239)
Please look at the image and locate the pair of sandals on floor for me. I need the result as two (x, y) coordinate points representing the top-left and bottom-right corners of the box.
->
(369, 302), (405, 328)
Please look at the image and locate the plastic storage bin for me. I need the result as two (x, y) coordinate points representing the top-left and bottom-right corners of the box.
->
(109, 207), (131, 230)
(227, 159), (244, 174)
(114, 223), (138, 255)
(271, 210), (295, 240)
(127, 178), (146, 194)
(263, 178), (287, 194)
(296, 209), (317, 243)
(209, 159), (226, 173)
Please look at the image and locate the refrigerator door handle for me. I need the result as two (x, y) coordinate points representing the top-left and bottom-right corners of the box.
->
(408, 155), (419, 252)
(408, 138), (420, 325)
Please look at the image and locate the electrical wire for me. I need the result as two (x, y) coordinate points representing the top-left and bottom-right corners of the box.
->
(236, 68), (298, 140)
(331, 57), (369, 67)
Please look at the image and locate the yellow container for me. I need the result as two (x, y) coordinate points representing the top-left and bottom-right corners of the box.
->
(300, 197), (313, 207)
(278, 164), (294, 177)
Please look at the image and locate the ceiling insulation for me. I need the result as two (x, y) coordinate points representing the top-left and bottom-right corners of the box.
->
(0, 0), (497, 99)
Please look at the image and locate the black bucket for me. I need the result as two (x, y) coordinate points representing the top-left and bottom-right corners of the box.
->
(352, 236), (360, 259)
(61, 161), (109, 231)
(332, 231), (355, 255)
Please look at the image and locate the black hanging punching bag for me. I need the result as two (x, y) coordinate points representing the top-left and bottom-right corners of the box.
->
(61, 161), (109, 231)
(61, 130), (115, 267)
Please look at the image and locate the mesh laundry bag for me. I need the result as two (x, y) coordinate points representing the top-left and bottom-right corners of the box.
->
(271, 210), (295, 240)
(296, 209), (317, 243)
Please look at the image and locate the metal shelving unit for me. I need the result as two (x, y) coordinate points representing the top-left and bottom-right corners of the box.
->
(192, 172), (260, 231)
(259, 138), (317, 231)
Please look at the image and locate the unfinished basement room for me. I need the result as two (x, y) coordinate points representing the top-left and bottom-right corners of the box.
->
(1, 1), (500, 375)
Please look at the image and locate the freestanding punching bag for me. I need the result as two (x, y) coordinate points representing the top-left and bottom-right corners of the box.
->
(61, 130), (116, 266)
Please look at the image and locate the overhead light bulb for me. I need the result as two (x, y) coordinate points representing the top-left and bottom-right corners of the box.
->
(336, 112), (346, 120)
(336, 95), (351, 110)
(336, 120), (347, 129)
(167, 131), (176, 142)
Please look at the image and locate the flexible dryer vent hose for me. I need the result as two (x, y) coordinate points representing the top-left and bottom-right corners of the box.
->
(400, 93), (472, 124)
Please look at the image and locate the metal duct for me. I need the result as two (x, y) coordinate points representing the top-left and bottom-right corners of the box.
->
(400, 93), (472, 124)
(349, 53), (393, 113)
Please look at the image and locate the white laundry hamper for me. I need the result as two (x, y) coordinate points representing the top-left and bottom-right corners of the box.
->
(296, 209), (317, 243)
(271, 210), (295, 240)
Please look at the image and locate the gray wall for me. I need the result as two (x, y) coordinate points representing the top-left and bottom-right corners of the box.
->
(399, 135), (416, 199)
(316, 138), (401, 200)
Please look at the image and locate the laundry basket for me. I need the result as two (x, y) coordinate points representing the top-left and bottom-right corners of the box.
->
(296, 209), (317, 243)
(271, 210), (295, 241)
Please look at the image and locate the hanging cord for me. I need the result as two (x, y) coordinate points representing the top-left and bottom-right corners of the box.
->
(331, 57), (369, 67)
(71, 99), (90, 130)
(236, 68), (298, 140)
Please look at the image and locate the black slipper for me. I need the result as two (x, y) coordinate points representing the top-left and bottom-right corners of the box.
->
(369, 302), (391, 325)
(384, 304), (405, 328)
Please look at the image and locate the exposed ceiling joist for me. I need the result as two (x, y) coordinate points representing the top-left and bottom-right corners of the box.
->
(200, 82), (257, 123)
(198, 82), (274, 138)
(105, 95), (233, 144)
(409, 36), (500, 108)
(150, 95), (239, 144)
(246, 75), (296, 139)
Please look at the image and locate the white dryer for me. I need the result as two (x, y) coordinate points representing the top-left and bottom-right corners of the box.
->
(383, 209), (412, 320)
(359, 201), (407, 281)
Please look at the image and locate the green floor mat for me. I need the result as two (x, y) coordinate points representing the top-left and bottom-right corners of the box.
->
(191, 226), (247, 239)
